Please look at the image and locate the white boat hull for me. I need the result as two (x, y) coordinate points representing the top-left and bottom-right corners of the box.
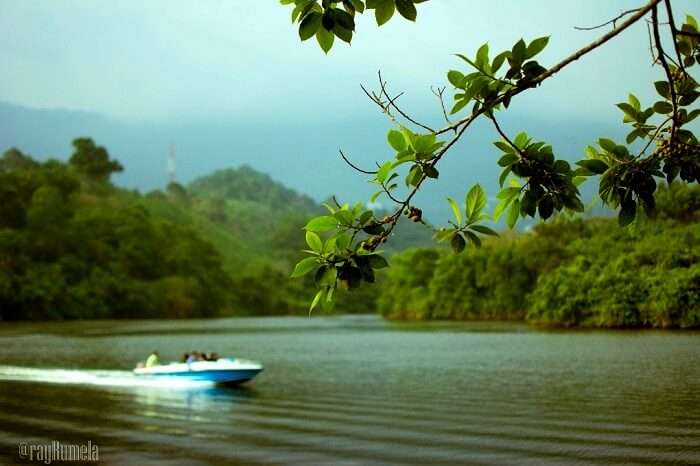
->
(133, 358), (263, 385)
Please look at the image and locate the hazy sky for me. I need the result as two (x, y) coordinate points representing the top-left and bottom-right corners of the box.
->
(2, 0), (697, 123)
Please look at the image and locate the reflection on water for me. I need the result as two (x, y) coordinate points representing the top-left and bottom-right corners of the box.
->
(0, 315), (699, 465)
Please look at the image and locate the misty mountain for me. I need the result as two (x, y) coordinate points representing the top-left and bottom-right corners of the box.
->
(0, 101), (625, 222)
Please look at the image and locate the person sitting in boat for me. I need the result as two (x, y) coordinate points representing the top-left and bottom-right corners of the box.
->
(145, 351), (160, 368)
(186, 351), (202, 369)
(203, 352), (219, 361)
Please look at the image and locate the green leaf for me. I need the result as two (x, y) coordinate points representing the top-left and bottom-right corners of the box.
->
(387, 129), (406, 151)
(476, 43), (489, 67)
(413, 133), (437, 155)
(576, 159), (608, 175)
(335, 232), (352, 250)
(447, 70), (465, 88)
(626, 129), (644, 144)
(350, 0), (365, 13)
(497, 186), (520, 201)
(553, 159), (570, 174)
(628, 93), (641, 111)
(424, 165), (439, 178)
(367, 254), (389, 269)
(334, 209), (354, 226)
(464, 230), (482, 248)
(512, 38), (526, 63)
(406, 165), (423, 187)
(291, 257), (319, 278)
(450, 232), (466, 253)
(309, 289), (324, 313)
(538, 195), (554, 220)
(493, 200), (509, 221)
(499, 167), (511, 187)
(434, 228), (455, 242)
(316, 25), (335, 53)
(470, 224), (498, 236)
(653, 101), (673, 114)
(598, 138), (617, 153)
(520, 190), (537, 217)
(395, 0), (417, 21)
(305, 215), (339, 232)
(447, 197), (462, 226)
(376, 161), (393, 184)
(507, 199), (520, 229)
(465, 184), (487, 223)
(333, 24), (353, 43)
(525, 36), (549, 59)
(686, 109), (700, 123)
(654, 81), (671, 99)
(498, 153), (519, 167)
(491, 51), (510, 73)
(374, 0), (395, 25)
(616, 102), (637, 120)
(514, 131), (529, 149)
(619, 198), (637, 227)
(299, 12), (322, 40)
(450, 98), (469, 115)
(305, 231), (323, 253)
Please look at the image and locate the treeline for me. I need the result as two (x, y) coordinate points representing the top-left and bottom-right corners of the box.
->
(0, 140), (232, 320)
(0, 140), (389, 320)
(378, 182), (700, 328)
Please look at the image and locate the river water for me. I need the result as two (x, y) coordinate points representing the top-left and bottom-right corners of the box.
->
(0, 316), (698, 465)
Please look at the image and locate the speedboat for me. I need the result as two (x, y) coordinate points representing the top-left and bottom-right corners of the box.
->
(133, 358), (263, 385)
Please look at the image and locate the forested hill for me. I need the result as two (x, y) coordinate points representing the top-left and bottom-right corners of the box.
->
(189, 166), (318, 213)
(0, 138), (432, 320)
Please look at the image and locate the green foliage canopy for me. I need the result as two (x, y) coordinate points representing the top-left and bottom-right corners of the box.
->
(286, 1), (700, 310)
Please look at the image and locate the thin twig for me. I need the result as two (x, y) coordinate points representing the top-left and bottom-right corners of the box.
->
(490, 113), (524, 157)
(338, 149), (377, 175)
(637, 116), (672, 157)
(380, 183), (405, 204)
(431, 85), (453, 128)
(377, 71), (436, 133)
(435, 0), (661, 136)
(646, 21), (658, 64)
(664, 0), (686, 74)
(652, 5), (679, 137)
(574, 8), (641, 31)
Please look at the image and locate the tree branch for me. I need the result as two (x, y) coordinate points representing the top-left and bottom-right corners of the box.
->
(574, 8), (641, 31)
(664, 0), (687, 74)
(490, 113), (525, 157)
(652, 4), (679, 137)
(435, 0), (662, 136)
(376, 71), (435, 133)
(356, 0), (663, 244)
(431, 85), (453, 128)
(338, 149), (377, 175)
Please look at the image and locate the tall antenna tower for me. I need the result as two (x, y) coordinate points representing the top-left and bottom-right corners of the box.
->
(168, 144), (176, 184)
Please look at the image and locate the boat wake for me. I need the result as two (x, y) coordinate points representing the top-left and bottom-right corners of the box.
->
(0, 365), (214, 389)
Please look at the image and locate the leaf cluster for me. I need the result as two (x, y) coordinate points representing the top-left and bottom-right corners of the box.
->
(282, 0), (427, 53)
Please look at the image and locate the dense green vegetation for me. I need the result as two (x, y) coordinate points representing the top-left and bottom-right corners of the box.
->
(0, 141), (233, 320)
(287, 4), (700, 313)
(4, 137), (698, 326)
(378, 182), (700, 328)
(0, 139), (432, 320)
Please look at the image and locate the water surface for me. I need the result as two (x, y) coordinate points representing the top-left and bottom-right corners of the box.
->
(0, 316), (698, 465)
